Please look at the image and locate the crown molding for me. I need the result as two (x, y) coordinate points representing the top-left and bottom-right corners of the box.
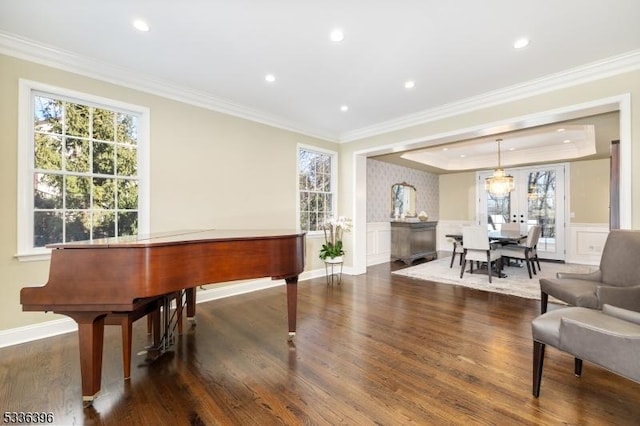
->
(0, 31), (337, 142)
(2, 31), (638, 145)
(339, 49), (640, 143)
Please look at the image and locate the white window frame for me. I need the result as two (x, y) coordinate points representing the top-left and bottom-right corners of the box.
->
(16, 79), (150, 261)
(296, 144), (338, 235)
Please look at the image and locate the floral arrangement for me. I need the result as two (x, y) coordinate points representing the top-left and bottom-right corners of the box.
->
(319, 216), (352, 260)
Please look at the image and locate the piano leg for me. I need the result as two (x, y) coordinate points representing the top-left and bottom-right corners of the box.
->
(61, 311), (107, 405)
(285, 276), (298, 340)
(186, 287), (196, 325)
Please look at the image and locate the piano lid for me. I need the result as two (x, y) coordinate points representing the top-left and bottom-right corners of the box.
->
(47, 229), (306, 249)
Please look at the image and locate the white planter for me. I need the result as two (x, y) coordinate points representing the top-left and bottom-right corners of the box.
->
(324, 256), (344, 264)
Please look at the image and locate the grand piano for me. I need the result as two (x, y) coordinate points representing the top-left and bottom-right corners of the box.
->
(20, 229), (306, 404)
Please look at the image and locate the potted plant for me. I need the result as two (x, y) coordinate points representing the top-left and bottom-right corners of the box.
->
(319, 216), (352, 263)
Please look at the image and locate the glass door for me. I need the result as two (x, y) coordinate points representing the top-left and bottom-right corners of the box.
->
(478, 164), (566, 261)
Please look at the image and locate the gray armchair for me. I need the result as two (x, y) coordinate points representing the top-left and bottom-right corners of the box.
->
(539, 229), (640, 313)
(531, 304), (640, 397)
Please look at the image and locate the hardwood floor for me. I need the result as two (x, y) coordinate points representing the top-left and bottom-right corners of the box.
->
(2, 262), (639, 425)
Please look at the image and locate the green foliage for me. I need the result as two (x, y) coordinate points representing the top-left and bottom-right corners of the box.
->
(319, 240), (344, 260)
(32, 95), (139, 247)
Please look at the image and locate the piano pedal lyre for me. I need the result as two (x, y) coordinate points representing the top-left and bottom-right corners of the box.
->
(142, 291), (186, 358)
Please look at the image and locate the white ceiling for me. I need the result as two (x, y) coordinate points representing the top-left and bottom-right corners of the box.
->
(401, 124), (597, 171)
(1, 1), (639, 144)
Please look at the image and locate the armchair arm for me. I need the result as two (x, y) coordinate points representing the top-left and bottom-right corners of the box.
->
(597, 286), (640, 312)
(559, 314), (640, 383)
(603, 304), (640, 325)
(556, 269), (602, 281)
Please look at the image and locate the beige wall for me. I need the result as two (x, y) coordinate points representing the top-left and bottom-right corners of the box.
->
(439, 172), (476, 221)
(0, 54), (337, 330)
(570, 159), (610, 223)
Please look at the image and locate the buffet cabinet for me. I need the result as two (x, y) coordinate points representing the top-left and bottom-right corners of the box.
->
(390, 220), (438, 265)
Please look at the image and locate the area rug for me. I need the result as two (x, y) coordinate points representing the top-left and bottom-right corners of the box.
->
(392, 256), (597, 301)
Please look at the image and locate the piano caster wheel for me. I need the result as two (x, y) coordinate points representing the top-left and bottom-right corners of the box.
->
(188, 316), (196, 327)
(288, 331), (295, 341)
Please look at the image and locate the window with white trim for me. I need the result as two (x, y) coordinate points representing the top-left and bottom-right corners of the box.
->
(17, 80), (149, 259)
(298, 146), (337, 232)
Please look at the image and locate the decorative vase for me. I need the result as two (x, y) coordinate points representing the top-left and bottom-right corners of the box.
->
(324, 255), (344, 264)
(418, 211), (429, 221)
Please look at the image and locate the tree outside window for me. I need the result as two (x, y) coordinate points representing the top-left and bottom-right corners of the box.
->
(32, 94), (140, 247)
(298, 147), (336, 232)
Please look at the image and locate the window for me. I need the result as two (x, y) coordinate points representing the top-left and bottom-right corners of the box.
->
(298, 146), (337, 233)
(17, 80), (149, 259)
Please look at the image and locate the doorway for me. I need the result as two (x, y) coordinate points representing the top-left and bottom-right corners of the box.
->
(352, 94), (630, 275)
(478, 164), (566, 261)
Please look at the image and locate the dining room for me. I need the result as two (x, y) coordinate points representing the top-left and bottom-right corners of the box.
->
(363, 107), (620, 270)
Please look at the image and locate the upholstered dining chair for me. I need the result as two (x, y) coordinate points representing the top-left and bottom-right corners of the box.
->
(531, 304), (640, 397)
(499, 225), (542, 278)
(460, 226), (503, 283)
(500, 222), (521, 232)
(539, 229), (640, 314)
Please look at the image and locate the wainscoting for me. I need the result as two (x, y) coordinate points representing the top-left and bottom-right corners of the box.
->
(566, 223), (610, 265)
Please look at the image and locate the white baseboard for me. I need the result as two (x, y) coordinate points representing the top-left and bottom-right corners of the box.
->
(0, 267), (340, 349)
(0, 317), (78, 348)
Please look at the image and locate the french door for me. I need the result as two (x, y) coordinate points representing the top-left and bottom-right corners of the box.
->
(478, 164), (566, 261)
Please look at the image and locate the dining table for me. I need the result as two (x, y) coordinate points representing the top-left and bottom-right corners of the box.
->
(445, 229), (527, 245)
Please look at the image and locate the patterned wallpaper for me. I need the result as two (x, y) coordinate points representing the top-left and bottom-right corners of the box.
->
(367, 158), (439, 222)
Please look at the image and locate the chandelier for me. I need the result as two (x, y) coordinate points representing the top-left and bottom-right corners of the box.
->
(484, 138), (515, 197)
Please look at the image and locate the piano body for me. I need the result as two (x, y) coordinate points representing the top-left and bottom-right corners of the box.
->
(20, 229), (305, 403)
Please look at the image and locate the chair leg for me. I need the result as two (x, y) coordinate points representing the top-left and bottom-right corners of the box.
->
(533, 340), (546, 397)
(574, 358), (583, 377)
(486, 252), (493, 283)
(459, 253), (467, 278)
(541, 291), (549, 314)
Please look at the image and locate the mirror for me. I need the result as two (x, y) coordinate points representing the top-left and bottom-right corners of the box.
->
(391, 182), (416, 219)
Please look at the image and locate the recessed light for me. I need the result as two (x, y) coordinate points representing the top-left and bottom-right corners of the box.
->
(404, 80), (415, 89)
(563, 139), (571, 144)
(557, 128), (566, 132)
(330, 29), (345, 42)
(265, 74), (276, 83)
(133, 19), (150, 32)
(513, 38), (529, 49)
(460, 154), (466, 158)
(340, 105), (349, 112)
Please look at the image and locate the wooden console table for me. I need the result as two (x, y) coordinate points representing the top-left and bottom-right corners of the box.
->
(391, 220), (438, 265)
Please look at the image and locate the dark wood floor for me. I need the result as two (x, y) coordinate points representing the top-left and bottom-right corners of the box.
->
(2, 261), (639, 425)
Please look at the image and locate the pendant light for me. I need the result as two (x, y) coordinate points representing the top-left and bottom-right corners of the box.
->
(484, 138), (515, 197)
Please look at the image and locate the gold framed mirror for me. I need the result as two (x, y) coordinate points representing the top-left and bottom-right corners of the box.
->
(391, 182), (416, 218)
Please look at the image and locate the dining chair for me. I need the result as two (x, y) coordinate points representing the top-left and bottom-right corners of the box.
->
(499, 225), (542, 278)
(501, 222), (520, 232)
(460, 226), (503, 283)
